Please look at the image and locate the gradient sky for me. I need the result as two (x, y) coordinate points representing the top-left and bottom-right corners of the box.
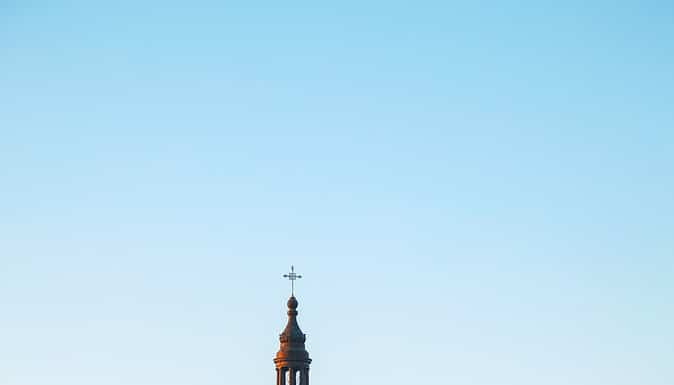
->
(1, 2), (673, 385)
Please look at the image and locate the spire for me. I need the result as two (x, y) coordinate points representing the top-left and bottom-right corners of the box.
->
(274, 267), (311, 385)
(275, 296), (311, 366)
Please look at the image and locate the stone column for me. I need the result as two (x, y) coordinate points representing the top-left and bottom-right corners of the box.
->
(299, 368), (309, 385)
(289, 368), (296, 385)
(279, 368), (286, 385)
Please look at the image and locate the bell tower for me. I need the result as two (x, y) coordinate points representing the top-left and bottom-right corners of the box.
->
(274, 267), (311, 385)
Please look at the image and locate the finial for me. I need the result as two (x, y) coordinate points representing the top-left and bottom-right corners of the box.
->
(283, 265), (302, 296)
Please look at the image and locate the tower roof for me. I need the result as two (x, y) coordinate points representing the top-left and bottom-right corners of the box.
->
(274, 295), (311, 368)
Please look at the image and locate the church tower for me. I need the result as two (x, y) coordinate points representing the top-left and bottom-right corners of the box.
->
(274, 267), (311, 385)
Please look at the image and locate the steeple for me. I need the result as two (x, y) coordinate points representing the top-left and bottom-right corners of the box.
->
(274, 267), (311, 385)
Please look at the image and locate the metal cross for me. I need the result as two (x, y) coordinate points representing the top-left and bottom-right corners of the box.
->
(283, 265), (302, 296)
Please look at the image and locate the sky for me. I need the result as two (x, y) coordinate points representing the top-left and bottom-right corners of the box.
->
(1, 1), (673, 385)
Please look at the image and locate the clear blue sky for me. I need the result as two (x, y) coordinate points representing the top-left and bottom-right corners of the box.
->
(1, 1), (673, 385)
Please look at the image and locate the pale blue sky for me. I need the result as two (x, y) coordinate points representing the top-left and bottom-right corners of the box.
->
(1, 1), (673, 385)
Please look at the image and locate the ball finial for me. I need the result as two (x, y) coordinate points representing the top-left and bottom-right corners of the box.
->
(287, 296), (298, 309)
